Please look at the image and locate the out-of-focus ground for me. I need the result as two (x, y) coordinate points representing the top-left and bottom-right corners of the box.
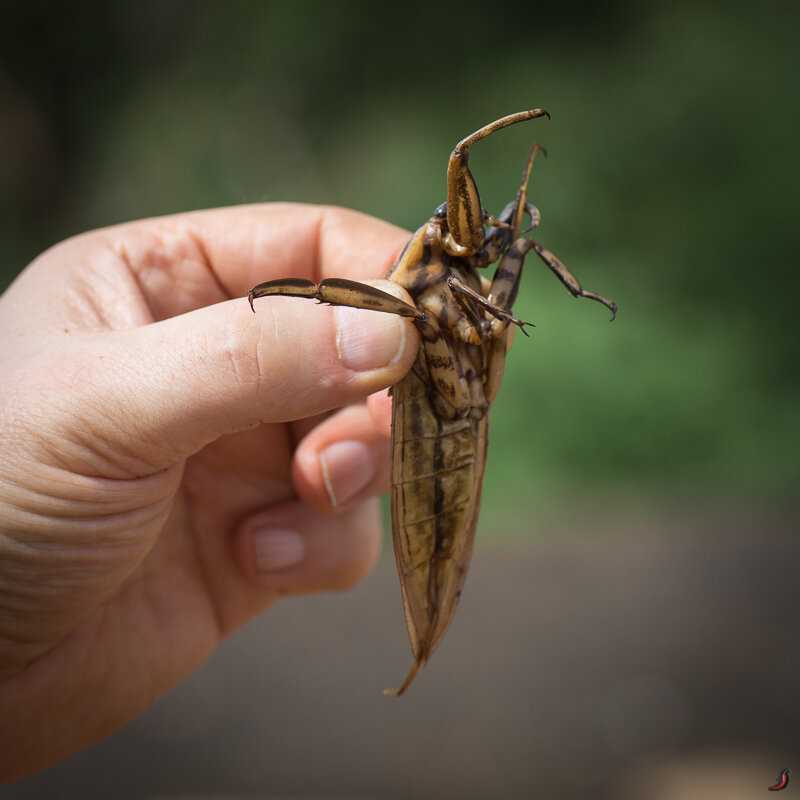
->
(9, 506), (798, 799)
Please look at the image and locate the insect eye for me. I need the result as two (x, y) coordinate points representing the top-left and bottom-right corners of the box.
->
(434, 202), (448, 218)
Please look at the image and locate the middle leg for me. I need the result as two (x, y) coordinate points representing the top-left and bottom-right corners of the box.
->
(447, 275), (533, 336)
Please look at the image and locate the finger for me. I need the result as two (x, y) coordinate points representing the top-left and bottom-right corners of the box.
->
(4, 204), (410, 333)
(293, 403), (392, 513)
(366, 389), (393, 438)
(289, 410), (335, 450)
(232, 495), (382, 601)
(33, 279), (419, 474)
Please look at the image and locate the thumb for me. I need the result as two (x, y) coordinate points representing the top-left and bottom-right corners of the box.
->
(61, 280), (418, 471)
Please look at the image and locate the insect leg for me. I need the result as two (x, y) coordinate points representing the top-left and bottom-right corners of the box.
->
(483, 146), (549, 328)
(506, 143), (546, 241)
(469, 144), (545, 270)
(486, 239), (528, 319)
(447, 275), (533, 336)
(473, 202), (541, 267)
(523, 203), (542, 231)
(528, 241), (618, 321)
(482, 238), (536, 403)
(471, 140), (613, 320)
(444, 110), (550, 257)
(450, 287), (491, 342)
(248, 277), (426, 320)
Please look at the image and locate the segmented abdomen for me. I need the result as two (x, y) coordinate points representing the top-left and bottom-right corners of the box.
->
(390, 349), (488, 663)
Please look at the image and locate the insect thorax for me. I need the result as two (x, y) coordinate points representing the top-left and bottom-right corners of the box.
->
(389, 218), (493, 422)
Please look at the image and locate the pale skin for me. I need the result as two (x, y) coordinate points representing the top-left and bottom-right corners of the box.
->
(0, 203), (419, 781)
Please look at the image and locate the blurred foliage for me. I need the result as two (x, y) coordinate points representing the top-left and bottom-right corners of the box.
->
(1, 1), (798, 524)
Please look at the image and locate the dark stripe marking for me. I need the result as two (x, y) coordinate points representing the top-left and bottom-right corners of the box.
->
(392, 460), (476, 485)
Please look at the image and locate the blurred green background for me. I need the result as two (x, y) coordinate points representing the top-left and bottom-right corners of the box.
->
(3, 4), (800, 798)
(3, 0), (797, 525)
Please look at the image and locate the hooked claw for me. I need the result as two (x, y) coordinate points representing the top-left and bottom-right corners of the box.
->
(517, 319), (535, 337)
(581, 291), (618, 322)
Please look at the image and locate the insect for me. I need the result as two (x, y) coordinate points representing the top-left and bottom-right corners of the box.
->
(249, 110), (617, 695)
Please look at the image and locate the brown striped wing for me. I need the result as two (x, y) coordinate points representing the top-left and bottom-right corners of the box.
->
(387, 349), (489, 695)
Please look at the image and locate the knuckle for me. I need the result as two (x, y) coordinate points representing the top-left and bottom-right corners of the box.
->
(213, 310), (265, 393)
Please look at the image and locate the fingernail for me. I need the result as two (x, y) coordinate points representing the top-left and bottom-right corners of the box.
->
(319, 440), (375, 507)
(254, 528), (305, 573)
(335, 306), (406, 372)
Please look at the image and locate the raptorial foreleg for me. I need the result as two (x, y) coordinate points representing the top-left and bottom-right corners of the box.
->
(248, 277), (426, 320)
(444, 110), (550, 256)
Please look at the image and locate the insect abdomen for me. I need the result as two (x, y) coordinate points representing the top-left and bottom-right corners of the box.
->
(390, 351), (486, 663)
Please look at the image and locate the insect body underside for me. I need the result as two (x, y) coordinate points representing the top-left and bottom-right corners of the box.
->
(248, 110), (617, 696)
(388, 347), (490, 695)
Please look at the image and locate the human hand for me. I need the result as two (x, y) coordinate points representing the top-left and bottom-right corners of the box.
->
(0, 203), (417, 780)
